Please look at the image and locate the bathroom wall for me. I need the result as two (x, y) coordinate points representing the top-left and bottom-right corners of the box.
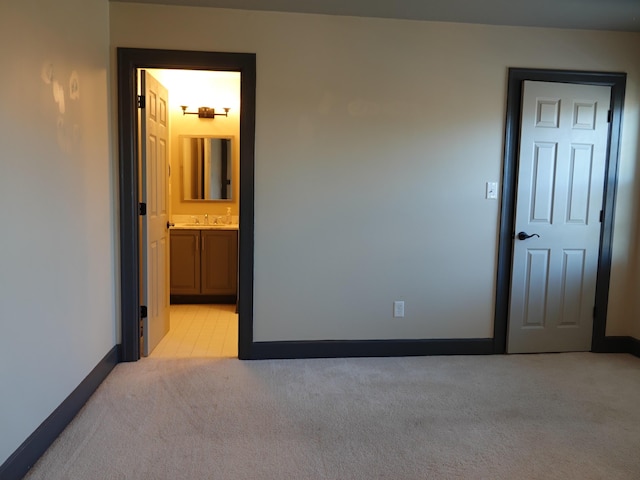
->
(146, 69), (240, 218)
(110, 3), (640, 342)
(633, 206), (640, 342)
(0, 0), (115, 466)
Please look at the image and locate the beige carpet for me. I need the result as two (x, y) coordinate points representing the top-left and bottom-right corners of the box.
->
(24, 353), (640, 479)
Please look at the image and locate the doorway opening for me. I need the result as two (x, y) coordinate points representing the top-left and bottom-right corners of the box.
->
(117, 48), (256, 362)
(493, 68), (626, 354)
(147, 68), (240, 358)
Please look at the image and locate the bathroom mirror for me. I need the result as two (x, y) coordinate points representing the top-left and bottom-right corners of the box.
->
(181, 136), (233, 201)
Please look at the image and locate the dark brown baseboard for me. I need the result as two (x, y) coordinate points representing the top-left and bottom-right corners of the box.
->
(170, 294), (236, 304)
(630, 337), (640, 358)
(0, 346), (119, 480)
(246, 338), (494, 360)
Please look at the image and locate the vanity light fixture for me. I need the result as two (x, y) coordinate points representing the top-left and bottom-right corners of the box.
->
(180, 105), (230, 119)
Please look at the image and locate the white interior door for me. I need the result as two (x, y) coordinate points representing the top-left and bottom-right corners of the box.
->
(508, 80), (611, 353)
(140, 70), (170, 356)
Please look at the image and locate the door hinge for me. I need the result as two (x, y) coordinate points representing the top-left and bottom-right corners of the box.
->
(137, 95), (145, 109)
(140, 305), (148, 318)
(599, 210), (604, 223)
(607, 110), (612, 123)
(139, 202), (147, 216)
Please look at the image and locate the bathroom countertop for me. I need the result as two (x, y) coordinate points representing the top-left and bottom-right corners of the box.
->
(171, 223), (239, 231)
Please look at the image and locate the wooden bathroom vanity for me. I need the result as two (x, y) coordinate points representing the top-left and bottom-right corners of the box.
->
(170, 226), (238, 304)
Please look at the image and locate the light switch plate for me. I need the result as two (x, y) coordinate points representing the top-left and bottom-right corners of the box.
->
(486, 182), (498, 200)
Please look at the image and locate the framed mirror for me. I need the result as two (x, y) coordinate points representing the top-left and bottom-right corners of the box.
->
(181, 136), (233, 201)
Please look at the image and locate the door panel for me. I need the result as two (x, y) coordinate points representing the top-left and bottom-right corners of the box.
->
(567, 144), (593, 223)
(140, 70), (170, 356)
(530, 142), (556, 223)
(522, 248), (550, 329)
(559, 249), (586, 327)
(508, 81), (610, 353)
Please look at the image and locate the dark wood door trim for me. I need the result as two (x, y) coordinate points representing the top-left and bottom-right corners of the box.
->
(117, 48), (256, 361)
(494, 68), (626, 354)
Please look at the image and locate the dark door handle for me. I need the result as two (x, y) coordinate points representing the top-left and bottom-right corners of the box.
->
(517, 231), (540, 241)
(167, 221), (175, 229)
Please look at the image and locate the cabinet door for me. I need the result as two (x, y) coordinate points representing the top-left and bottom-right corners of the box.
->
(201, 230), (238, 295)
(170, 230), (201, 294)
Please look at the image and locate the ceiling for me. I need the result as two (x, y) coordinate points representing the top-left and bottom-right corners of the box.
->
(113, 0), (640, 32)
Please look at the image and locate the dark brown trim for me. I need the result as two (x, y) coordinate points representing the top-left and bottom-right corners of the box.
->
(494, 68), (626, 354)
(117, 49), (140, 363)
(116, 48), (256, 361)
(248, 338), (494, 360)
(170, 294), (236, 304)
(594, 336), (632, 354)
(631, 337), (640, 358)
(0, 346), (119, 480)
(593, 336), (640, 359)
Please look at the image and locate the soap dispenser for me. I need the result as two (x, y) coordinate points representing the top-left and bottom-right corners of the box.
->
(226, 207), (232, 225)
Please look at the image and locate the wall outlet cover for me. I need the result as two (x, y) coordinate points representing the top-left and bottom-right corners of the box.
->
(393, 301), (405, 318)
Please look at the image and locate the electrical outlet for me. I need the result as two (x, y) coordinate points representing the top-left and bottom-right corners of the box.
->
(393, 301), (405, 318)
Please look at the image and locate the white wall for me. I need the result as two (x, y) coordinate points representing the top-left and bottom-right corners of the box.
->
(110, 3), (640, 342)
(0, 0), (115, 465)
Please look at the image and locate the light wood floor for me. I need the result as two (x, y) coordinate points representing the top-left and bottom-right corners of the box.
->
(149, 304), (238, 358)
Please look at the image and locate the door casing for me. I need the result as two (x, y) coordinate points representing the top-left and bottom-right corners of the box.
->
(494, 68), (626, 354)
(117, 48), (256, 361)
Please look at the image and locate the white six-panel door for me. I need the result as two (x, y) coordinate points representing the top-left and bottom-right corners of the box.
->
(140, 70), (170, 356)
(507, 81), (611, 353)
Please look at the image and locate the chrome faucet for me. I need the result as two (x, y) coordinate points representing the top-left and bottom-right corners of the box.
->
(190, 215), (200, 225)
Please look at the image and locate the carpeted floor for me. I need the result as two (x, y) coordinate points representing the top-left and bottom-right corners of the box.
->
(24, 353), (640, 479)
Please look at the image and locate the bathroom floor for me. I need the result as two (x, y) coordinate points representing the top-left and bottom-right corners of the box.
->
(149, 304), (238, 358)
